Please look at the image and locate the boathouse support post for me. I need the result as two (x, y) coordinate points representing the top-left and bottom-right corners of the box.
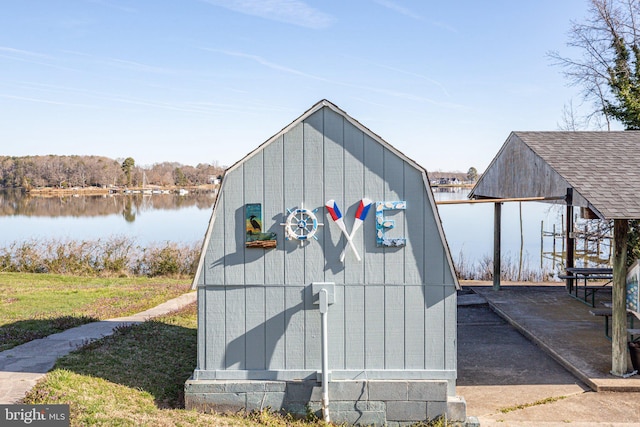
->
(493, 202), (502, 290)
(565, 189), (575, 290)
(612, 219), (628, 376)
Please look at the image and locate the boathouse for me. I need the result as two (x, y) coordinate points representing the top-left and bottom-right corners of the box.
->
(184, 100), (466, 424)
(470, 131), (640, 377)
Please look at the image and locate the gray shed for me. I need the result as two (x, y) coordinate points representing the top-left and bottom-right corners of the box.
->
(470, 130), (640, 378)
(184, 100), (465, 424)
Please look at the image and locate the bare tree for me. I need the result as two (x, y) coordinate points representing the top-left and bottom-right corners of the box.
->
(548, 0), (640, 130)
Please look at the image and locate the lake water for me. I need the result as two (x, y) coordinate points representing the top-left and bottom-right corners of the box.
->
(0, 188), (608, 275)
(0, 190), (217, 247)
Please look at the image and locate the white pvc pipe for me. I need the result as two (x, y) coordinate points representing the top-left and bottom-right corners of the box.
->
(319, 288), (330, 423)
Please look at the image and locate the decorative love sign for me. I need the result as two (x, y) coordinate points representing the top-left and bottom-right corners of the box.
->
(274, 198), (407, 255)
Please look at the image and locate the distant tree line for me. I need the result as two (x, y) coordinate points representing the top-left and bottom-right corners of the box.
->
(0, 155), (224, 189)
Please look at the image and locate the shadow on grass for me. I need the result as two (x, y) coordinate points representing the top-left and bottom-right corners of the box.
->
(0, 316), (99, 352)
(52, 305), (197, 409)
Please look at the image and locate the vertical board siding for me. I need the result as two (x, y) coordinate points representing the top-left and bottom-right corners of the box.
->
(244, 152), (265, 285)
(444, 286), (457, 371)
(302, 113), (324, 370)
(303, 284), (320, 369)
(328, 284), (346, 369)
(263, 136), (285, 285)
(323, 109), (346, 284)
(302, 112), (325, 284)
(364, 285), (385, 368)
(205, 288), (225, 370)
(404, 166), (425, 284)
(204, 194), (225, 285)
(384, 286), (405, 369)
(343, 122), (365, 280)
(284, 286), (305, 369)
(383, 148), (405, 284)
(223, 167), (244, 285)
(405, 286), (426, 369)
(363, 135), (385, 284)
(283, 123), (305, 285)
(245, 286), (266, 370)
(197, 287), (206, 369)
(199, 105), (457, 378)
(424, 286), (446, 369)
(225, 287), (246, 369)
(265, 286), (286, 369)
(424, 196), (445, 285)
(344, 286), (365, 369)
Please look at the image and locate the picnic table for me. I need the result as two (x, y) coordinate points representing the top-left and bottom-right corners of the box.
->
(589, 307), (640, 341)
(559, 267), (613, 307)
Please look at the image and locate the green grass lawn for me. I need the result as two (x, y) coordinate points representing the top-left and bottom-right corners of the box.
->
(23, 303), (323, 427)
(0, 272), (190, 351)
(8, 274), (446, 426)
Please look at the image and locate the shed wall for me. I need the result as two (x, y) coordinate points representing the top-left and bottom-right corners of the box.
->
(195, 106), (456, 384)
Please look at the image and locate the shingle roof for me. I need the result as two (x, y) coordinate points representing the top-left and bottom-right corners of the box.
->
(502, 131), (640, 219)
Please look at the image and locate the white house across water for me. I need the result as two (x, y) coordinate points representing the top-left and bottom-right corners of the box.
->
(184, 100), (466, 425)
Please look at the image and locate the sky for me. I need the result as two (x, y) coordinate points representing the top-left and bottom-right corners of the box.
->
(0, 0), (608, 173)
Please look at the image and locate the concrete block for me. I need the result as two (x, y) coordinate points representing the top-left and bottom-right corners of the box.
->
(245, 392), (286, 412)
(332, 410), (386, 426)
(368, 381), (408, 401)
(426, 401), (448, 420)
(386, 401), (427, 422)
(364, 400), (385, 411)
(224, 381), (268, 393)
(407, 380), (447, 401)
(184, 379), (228, 393)
(264, 381), (287, 392)
(329, 380), (368, 401)
(184, 392), (246, 413)
(307, 400), (383, 413)
(282, 402), (311, 418)
(446, 395), (467, 422)
(284, 380), (318, 403)
(185, 379), (286, 394)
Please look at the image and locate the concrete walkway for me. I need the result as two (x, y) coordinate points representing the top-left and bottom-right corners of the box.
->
(457, 285), (640, 426)
(469, 283), (640, 392)
(0, 291), (197, 404)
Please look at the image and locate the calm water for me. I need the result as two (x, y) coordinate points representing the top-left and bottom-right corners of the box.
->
(0, 188), (598, 273)
(433, 188), (566, 273)
(0, 190), (217, 246)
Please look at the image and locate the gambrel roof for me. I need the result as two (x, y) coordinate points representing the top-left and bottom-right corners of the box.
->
(470, 131), (640, 220)
(193, 99), (459, 289)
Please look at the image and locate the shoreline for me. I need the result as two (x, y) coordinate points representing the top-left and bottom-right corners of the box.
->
(17, 183), (472, 196)
(23, 184), (218, 196)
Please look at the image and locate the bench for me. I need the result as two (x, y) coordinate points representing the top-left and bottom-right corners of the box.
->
(590, 308), (640, 340)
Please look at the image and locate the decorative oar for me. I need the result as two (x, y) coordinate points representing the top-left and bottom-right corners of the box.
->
(325, 199), (361, 261)
(339, 198), (372, 262)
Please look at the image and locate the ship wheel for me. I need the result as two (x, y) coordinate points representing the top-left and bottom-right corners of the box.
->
(282, 205), (322, 244)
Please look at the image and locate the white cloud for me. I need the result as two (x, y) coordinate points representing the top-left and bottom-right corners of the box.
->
(0, 46), (49, 58)
(372, 0), (457, 32)
(200, 0), (334, 29)
(373, 0), (423, 20)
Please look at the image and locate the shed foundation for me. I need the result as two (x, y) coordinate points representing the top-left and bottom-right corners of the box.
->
(185, 378), (466, 425)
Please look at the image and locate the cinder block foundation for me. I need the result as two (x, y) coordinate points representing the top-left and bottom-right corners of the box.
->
(185, 378), (466, 425)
